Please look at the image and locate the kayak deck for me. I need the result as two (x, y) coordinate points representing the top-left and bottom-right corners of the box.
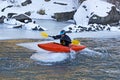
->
(38, 42), (86, 53)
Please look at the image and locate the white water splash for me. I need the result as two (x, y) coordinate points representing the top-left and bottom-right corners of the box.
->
(80, 48), (103, 56)
(30, 51), (69, 63)
(69, 49), (76, 59)
(18, 41), (110, 64)
(79, 48), (110, 59)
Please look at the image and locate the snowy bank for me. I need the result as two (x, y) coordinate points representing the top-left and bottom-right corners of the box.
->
(74, 0), (114, 26)
(0, 0), (77, 19)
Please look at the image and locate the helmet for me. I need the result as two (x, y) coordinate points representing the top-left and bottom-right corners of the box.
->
(60, 30), (66, 35)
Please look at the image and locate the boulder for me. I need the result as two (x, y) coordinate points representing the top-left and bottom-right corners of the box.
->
(24, 11), (31, 16)
(1, 5), (13, 12)
(32, 26), (45, 31)
(52, 10), (76, 21)
(89, 6), (120, 25)
(7, 13), (17, 18)
(0, 16), (6, 23)
(12, 14), (32, 23)
(21, 0), (32, 6)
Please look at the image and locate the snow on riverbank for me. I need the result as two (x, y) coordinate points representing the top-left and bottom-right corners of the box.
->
(74, 0), (114, 26)
(0, 0), (76, 19)
(1, 0), (120, 31)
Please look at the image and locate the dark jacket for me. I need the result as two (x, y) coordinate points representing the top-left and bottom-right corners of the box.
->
(52, 34), (71, 46)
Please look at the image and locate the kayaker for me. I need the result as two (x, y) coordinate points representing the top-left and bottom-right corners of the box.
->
(51, 30), (71, 46)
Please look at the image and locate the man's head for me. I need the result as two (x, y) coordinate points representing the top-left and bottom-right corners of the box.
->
(60, 30), (66, 35)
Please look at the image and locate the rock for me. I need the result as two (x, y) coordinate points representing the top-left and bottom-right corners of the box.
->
(21, 0), (32, 6)
(0, 16), (6, 23)
(53, 2), (67, 5)
(7, 13), (17, 18)
(4, 18), (25, 26)
(12, 14), (32, 23)
(89, 6), (120, 25)
(1, 5), (13, 12)
(52, 10), (76, 21)
(32, 27), (44, 31)
(108, 6), (120, 24)
(24, 21), (47, 31)
(44, 0), (51, 2)
(24, 11), (31, 16)
(13, 25), (22, 28)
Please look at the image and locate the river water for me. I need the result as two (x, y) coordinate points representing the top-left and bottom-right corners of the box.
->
(0, 19), (72, 39)
(0, 20), (120, 80)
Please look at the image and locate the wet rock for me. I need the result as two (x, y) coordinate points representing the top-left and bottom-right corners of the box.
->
(64, 24), (120, 32)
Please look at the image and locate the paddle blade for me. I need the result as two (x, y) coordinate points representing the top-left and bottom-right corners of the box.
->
(41, 32), (48, 38)
(72, 39), (80, 45)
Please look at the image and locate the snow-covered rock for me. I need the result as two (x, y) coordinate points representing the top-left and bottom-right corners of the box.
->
(63, 23), (120, 32)
(110, 26), (120, 31)
(0, 0), (76, 19)
(4, 18), (24, 25)
(24, 22), (47, 31)
(74, 0), (114, 26)
(4, 18), (24, 29)
(4, 18), (47, 31)
(6, 24), (22, 29)
(0, 0), (120, 32)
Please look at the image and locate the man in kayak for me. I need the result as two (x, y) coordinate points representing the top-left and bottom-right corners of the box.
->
(51, 30), (71, 46)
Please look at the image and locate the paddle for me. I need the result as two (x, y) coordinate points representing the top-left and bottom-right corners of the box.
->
(40, 32), (80, 45)
(71, 39), (80, 45)
(41, 32), (49, 38)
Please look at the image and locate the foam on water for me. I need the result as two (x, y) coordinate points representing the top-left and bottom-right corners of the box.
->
(30, 51), (69, 63)
(30, 48), (108, 64)
(18, 41), (110, 65)
(79, 48), (110, 59)
(30, 47), (79, 64)
(80, 48), (103, 56)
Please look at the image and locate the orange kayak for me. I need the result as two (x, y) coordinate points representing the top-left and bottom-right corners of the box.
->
(38, 42), (86, 53)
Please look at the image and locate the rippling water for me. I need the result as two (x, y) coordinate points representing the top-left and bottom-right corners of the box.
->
(0, 42), (120, 80)
(0, 38), (120, 80)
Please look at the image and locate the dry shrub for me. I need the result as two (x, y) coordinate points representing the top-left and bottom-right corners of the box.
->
(37, 9), (45, 15)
